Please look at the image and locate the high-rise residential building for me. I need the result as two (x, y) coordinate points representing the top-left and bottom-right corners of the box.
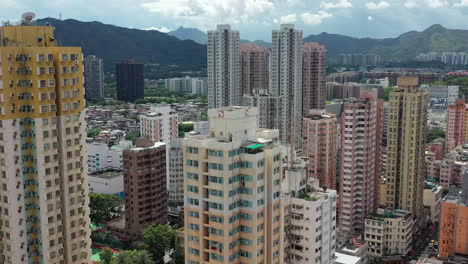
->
(140, 103), (178, 144)
(383, 77), (428, 217)
(365, 209), (414, 258)
(439, 176), (468, 258)
(167, 138), (184, 223)
(122, 138), (167, 236)
(83, 55), (104, 101)
(283, 159), (337, 264)
(302, 110), (338, 189)
(240, 43), (269, 95)
(0, 22), (92, 264)
(446, 99), (466, 150)
(207, 25), (241, 109)
(184, 106), (284, 264)
(116, 59), (144, 102)
(271, 24), (303, 145)
(242, 91), (282, 129)
(164, 76), (207, 95)
(302, 42), (327, 114)
(339, 92), (383, 235)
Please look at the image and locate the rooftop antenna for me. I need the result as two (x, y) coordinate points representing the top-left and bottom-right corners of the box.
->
(21, 12), (36, 26)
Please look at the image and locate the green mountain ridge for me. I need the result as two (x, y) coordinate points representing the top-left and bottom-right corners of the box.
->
(36, 18), (206, 69)
(33, 18), (468, 69)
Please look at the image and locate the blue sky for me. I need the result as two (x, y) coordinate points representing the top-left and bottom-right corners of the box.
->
(1, 0), (468, 41)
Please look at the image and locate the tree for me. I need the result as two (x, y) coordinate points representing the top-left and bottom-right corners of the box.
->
(427, 128), (445, 143)
(141, 224), (175, 264)
(132, 250), (154, 264)
(113, 251), (132, 264)
(124, 131), (139, 142)
(99, 247), (114, 264)
(89, 193), (124, 224)
(178, 123), (194, 137)
(87, 129), (101, 139)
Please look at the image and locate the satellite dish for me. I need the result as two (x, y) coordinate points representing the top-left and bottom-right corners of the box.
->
(21, 12), (36, 22)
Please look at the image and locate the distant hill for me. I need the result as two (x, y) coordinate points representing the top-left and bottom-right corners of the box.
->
(168, 26), (207, 45)
(305, 24), (468, 58)
(33, 18), (468, 69)
(240, 39), (272, 48)
(36, 18), (206, 69)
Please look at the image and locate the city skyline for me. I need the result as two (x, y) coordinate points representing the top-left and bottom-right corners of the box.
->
(2, 0), (468, 41)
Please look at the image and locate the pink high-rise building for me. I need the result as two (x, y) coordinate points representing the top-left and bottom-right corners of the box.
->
(302, 110), (338, 189)
(240, 43), (269, 95)
(302, 42), (327, 114)
(339, 92), (383, 235)
(446, 99), (466, 150)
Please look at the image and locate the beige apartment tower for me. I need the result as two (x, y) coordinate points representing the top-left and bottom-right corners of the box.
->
(0, 22), (92, 263)
(184, 106), (284, 264)
(383, 77), (428, 217)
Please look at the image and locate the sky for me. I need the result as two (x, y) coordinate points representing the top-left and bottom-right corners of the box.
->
(1, 0), (468, 41)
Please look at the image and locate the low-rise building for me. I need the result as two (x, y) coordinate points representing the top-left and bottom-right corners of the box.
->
(423, 184), (442, 223)
(365, 209), (414, 258)
(88, 168), (124, 197)
(87, 142), (124, 172)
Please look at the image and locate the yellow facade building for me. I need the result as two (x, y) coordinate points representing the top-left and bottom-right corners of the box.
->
(0, 21), (91, 263)
(384, 77), (428, 217)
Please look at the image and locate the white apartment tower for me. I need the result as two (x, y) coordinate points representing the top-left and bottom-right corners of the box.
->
(139, 103), (178, 144)
(283, 158), (337, 264)
(271, 24), (303, 146)
(207, 25), (241, 109)
(184, 106), (284, 264)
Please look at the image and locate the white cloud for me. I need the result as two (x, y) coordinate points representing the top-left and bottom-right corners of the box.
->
(368, 16), (374, 20)
(366, 1), (390, 9)
(320, 0), (352, 9)
(404, 0), (450, 8)
(454, 0), (468, 6)
(279, 13), (297, 23)
(300, 11), (332, 25)
(404, 0), (417, 8)
(141, 0), (274, 27)
(426, 0), (449, 8)
(145, 26), (171, 32)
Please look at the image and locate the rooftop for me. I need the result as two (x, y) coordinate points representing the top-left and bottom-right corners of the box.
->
(335, 252), (360, 264)
(89, 168), (122, 179)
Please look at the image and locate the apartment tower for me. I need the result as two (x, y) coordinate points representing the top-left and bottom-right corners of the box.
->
(446, 99), (465, 150)
(302, 110), (338, 189)
(123, 138), (167, 236)
(339, 91), (383, 235)
(184, 106), (284, 264)
(240, 43), (269, 95)
(83, 55), (104, 101)
(0, 22), (92, 263)
(271, 24), (303, 146)
(302, 42), (327, 114)
(116, 59), (144, 102)
(139, 103), (178, 144)
(439, 174), (468, 258)
(383, 77), (428, 217)
(207, 25), (241, 109)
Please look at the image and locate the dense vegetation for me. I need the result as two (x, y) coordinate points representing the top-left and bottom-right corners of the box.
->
(178, 123), (194, 137)
(427, 128), (446, 143)
(305, 24), (468, 58)
(89, 193), (124, 224)
(432, 76), (468, 102)
(36, 18), (207, 71)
